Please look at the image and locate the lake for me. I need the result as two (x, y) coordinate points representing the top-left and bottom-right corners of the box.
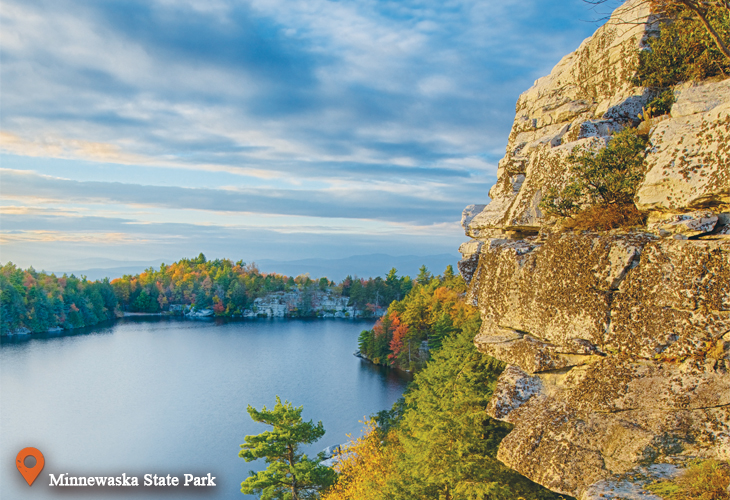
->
(0, 318), (410, 499)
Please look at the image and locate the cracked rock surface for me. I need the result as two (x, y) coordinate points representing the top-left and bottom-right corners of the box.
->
(466, 232), (730, 499)
(457, 0), (730, 497)
(462, 0), (729, 242)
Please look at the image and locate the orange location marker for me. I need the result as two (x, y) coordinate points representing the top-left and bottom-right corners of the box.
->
(16, 447), (45, 486)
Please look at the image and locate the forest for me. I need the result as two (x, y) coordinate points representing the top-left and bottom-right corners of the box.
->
(322, 275), (567, 500)
(0, 254), (416, 335)
(356, 264), (473, 372)
(0, 262), (118, 335)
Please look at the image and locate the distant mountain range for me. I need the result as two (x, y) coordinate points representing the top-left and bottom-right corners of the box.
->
(50, 254), (460, 282)
(255, 253), (459, 282)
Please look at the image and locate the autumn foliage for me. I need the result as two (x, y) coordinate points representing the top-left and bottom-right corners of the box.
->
(109, 254), (412, 317)
(325, 286), (566, 500)
(357, 265), (478, 371)
(1, 262), (117, 334)
(321, 420), (403, 500)
(2, 254), (418, 332)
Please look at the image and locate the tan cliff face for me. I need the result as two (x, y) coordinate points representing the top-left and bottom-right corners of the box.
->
(458, 0), (730, 498)
(469, 234), (729, 499)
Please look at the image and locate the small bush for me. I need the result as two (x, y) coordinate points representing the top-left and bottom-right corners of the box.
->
(643, 89), (676, 118)
(540, 127), (648, 227)
(562, 203), (647, 231)
(646, 460), (730, 500)
(633, 6), (730, 89)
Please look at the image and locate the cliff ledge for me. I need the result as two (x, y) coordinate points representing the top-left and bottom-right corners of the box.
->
(458, 1), (730, 498)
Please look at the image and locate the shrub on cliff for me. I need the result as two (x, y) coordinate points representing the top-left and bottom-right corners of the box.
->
(539, 128), (648, 229)
(646, 459), (730, 500)
(633, 4), (730, 88)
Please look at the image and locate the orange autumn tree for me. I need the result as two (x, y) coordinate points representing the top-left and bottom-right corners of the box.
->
(368, 312), (396, 365)
(388, 317), (410, 367)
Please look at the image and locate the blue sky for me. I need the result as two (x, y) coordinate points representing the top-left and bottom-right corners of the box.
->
(1, 0), (604, 271)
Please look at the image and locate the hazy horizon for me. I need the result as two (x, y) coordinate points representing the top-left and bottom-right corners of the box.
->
(1, 252), (459, 284)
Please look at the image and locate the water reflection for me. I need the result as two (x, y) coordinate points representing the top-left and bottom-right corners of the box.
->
(358, 357), (413, 384)
(0, 318), (410, 500)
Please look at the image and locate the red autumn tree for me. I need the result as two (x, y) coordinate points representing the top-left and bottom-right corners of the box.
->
(388, 320), (410, 367)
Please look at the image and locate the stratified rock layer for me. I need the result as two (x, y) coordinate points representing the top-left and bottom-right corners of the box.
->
(458, 0), (730, 498)
(463, 0), (729, 239)
(470, 234), (730, 499)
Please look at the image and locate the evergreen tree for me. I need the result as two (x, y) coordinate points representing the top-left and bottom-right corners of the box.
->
(442, 264), (455, 281)
(416, 265), (432, 285)
(358, 329), (375, 357)
(324, 316), (566, 500)
(428, 311), (456, 351)
(396, 319), (518, 499)
(240, 397), (336, 500)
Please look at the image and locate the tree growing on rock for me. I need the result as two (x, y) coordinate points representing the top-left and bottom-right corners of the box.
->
(540, 127), (648, 229)
(652, 1), (730, 62)
(587, 0), (729, 63)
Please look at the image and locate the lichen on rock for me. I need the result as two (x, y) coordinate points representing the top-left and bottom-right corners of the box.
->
(457, 0), (730, 497)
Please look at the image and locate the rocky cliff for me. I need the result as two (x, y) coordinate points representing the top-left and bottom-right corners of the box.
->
(458, 1), (730, 498)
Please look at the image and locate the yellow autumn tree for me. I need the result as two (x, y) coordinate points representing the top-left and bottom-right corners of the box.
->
(321, 420), (403, 500)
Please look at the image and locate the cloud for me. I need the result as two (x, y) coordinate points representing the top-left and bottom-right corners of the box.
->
(0, 0), (602, 264)
(1, 0), (599, 174)
(0, 211), (464, 271)
(0, 231), (145, 245)
(0, 131), (147, 163)
(1, 169), (477, 224)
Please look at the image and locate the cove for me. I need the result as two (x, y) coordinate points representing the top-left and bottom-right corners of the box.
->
(0, 317), (410, 499)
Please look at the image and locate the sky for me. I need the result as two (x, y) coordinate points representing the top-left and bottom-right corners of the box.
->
(0, 0), (606, 272)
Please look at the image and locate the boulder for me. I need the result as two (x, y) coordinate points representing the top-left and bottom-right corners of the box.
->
(636, 79), (730, 214)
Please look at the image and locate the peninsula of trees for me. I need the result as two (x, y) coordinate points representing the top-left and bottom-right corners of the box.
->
(356, 264), (471, 372)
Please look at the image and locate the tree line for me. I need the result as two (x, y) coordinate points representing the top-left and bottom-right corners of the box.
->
(108, 253), (413, 317)
(1, 262), (118, 335)
(1, 254), (418, 334)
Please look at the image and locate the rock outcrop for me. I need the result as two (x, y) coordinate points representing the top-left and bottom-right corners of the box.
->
(458, 1), (730, 498)
(471, 234), (730, 498)
(636, 79), (730, 214)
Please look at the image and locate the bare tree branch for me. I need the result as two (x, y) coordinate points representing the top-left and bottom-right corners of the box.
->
(583, 0), (730, 63)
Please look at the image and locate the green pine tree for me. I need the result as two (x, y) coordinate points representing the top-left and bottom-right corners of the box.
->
(394, 318), (566, 500)
(416, 265), (432, 285)
(239, 397), (336, 500)
(428, 311), (456, 351)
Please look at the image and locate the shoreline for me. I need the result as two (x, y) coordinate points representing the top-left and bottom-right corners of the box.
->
(354, 351), (414, 376)
(1, 315), (378, 339)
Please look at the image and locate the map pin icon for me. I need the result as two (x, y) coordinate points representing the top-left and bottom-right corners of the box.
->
(16, 447), (45, 486)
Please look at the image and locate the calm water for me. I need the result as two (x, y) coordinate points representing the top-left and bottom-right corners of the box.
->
(0, 318), (410, 499)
